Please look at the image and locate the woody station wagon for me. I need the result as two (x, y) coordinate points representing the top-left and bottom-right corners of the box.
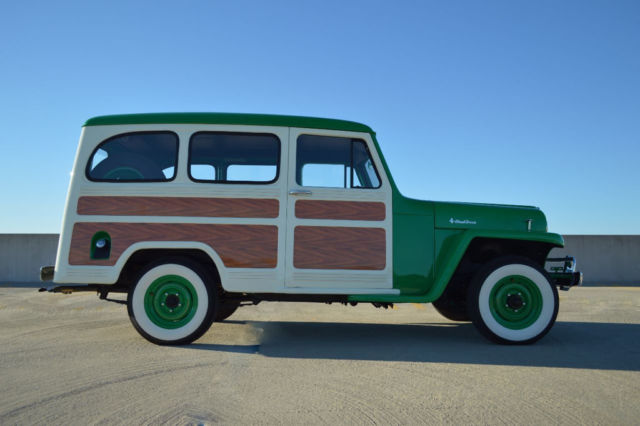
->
(40, 113), (582, 345)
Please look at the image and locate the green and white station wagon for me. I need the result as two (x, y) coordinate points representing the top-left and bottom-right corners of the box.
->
(40, 113), (582, 345)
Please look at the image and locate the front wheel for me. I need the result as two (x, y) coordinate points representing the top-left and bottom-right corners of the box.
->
(467, 256), (558, 344)
(128, 259), (217, 345)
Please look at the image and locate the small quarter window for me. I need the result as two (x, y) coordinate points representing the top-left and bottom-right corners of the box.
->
(296, 135), (381, 189)
(87, 132), (178, 182)
(189, 132), (280, 183)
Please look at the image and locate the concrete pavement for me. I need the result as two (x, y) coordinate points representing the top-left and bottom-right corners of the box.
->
(0, 285), (638, 424)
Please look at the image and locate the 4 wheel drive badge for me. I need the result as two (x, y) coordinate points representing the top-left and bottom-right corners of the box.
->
(449, 217), (477, 225)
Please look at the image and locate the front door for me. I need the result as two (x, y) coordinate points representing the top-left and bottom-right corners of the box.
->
(284, 128), (393, 292)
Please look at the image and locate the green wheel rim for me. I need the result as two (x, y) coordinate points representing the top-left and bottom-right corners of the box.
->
(489, 275), (542, 330)
(144, 275), (198, 329)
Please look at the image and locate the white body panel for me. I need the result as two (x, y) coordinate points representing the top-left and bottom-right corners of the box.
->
(54, 123), (397, 295)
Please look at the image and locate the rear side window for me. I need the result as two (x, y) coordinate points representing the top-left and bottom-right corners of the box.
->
(87, 132), (178, 182)
(296, 135), (381, 189)
(189, 132), (280, 183)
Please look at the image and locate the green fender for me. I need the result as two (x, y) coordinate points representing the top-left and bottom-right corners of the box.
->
(348, 230), (564, 303)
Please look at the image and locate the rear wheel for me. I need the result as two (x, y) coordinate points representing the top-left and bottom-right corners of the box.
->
(127, 259), (217, 345)
(467, 256), (558, 344)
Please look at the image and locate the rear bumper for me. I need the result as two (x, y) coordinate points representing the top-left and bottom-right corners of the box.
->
(40, 265), (54, 282)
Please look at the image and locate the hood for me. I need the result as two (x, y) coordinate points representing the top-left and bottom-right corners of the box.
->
(434, 201), (547, 233)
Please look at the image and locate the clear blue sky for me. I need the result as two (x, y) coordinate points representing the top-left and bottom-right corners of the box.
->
(1, 1), (638, 234)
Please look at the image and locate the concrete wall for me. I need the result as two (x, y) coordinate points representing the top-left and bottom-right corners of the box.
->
(1, 234), (638, 285)
(0, 234), (59, 283)
(549, 235), (640, 286)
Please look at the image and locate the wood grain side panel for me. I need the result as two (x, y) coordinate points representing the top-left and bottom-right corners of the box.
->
(293, 226), (386, 270)
(69, 222), (277, 268)
(77, 196), (279, 218)
(295, 200), (385, 221)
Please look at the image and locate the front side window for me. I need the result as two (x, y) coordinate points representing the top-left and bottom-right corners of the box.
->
(87, 132), (178, 181)
(296, 135), (381, 188)
(189, 132), (280, 183)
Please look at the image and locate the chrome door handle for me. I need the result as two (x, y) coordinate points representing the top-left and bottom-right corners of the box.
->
(288, 189), (313, 196)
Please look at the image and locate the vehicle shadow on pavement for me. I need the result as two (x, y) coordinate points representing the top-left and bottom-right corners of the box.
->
(190, 321), (639, 372)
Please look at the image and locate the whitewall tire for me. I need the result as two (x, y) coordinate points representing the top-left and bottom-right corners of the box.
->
(467, 256), (558, 344)
(127, 259), (217, 345)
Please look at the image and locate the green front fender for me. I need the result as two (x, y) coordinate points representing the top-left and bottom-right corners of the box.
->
(348, 230), (563, 303)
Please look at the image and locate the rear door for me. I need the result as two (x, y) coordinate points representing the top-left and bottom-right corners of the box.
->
(284, 128), (393, 292)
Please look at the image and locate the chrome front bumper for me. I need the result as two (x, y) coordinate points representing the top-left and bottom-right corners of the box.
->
(546, 256), (583, 290)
